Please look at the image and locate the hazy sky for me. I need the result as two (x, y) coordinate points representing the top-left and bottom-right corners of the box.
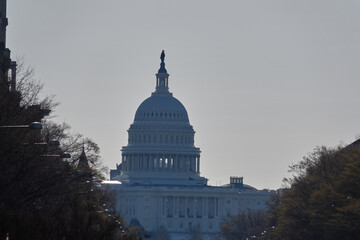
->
(7, 0), (360, 189)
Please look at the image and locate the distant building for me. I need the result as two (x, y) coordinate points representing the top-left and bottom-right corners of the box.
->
(107, 51), (272, 240)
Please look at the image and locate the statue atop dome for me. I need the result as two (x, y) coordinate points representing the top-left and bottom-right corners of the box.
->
(160, 50), (165, 63)
(158, 50), (167, 74)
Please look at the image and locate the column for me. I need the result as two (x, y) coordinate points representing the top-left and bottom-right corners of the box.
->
(188, 155), (191, 172)
(122, 155), (126, 171)
(175, 155), (179, 172)
(197, 156), (200, 173)
(202, 197), (205, 217)
(177, 155), (181, 171)
(173, 196), (176, 217)
(191, 156), (196, 172)
(156, 155), (160, 171)
(216, 198), (219, 217)
(205, 197), (208, 217)
(128, 155), (132, 171)
(135, 155), (138, 170)
(180, 155), (184, 171)
(143, 154), (146, 170)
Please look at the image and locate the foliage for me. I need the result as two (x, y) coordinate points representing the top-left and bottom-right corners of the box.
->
(220, 210), (267, 240)
(153, 226), (170, 240)
(268, 145), (360, 240)
(190, 225), (204, 240)
(0, 62), (125, 240)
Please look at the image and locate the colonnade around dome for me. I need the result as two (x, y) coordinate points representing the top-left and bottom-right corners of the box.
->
(120, 153), (200, 173)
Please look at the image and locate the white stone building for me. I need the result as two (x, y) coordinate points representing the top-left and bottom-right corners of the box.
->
(106, 51), (271, 240)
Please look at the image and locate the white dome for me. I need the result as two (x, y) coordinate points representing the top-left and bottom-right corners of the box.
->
(134, 94), (189, 123)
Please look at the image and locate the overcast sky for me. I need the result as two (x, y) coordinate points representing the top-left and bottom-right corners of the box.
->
(7, 0), (360, 189)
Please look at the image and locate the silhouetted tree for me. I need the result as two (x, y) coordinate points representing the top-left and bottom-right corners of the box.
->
(0, 61), (124, 240)
(153, 226), (170, 240)
(220, 210), (267, 240)
(268, 145), (360, 240)
(190, 225), (204, 240)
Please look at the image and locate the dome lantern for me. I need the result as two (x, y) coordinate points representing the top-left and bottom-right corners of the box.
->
(154, 50), (170, 95)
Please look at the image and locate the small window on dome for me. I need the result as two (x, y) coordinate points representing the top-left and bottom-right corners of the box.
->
(160, 113), (162, 117)
(156, 113), (158, 117)
(152, 112), (154, 116)
(147, 113), (149, 117)
(169, 113), (171, 117)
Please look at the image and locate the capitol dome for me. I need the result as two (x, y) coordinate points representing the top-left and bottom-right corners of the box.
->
(117, 51), (207, 186)
(134, 94), (189, 123)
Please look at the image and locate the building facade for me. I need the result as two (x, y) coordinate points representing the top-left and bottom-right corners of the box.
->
(107, 51), (271, 239)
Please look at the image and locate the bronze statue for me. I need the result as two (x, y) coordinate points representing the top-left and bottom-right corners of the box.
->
(160, 50), (165, 62)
